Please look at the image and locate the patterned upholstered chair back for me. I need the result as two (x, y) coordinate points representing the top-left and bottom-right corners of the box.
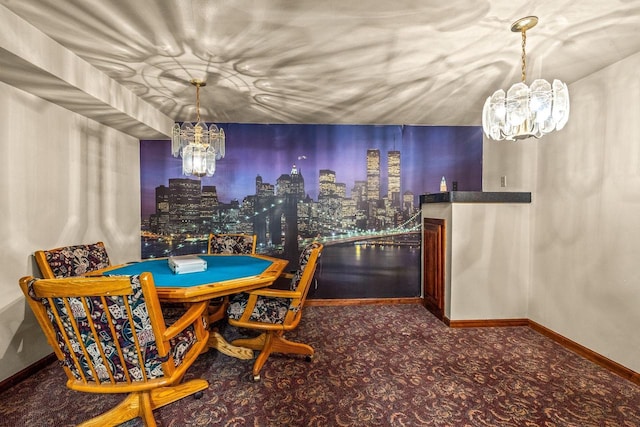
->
(208, 234), (256, 255)
(18, 273), (210, 426)
(34, 241), (111, 278)
(289, 241), (323, 291)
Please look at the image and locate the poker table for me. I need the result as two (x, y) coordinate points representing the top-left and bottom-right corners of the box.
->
(99, 254), (289, 303)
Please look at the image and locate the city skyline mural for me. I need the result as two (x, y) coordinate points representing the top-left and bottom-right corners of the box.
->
(140, 124), (483, 299)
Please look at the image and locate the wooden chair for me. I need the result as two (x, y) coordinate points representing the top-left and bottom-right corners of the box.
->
(226, 242), (323, 381)
(206, 233), (257, 347)
(207, 233), (257, 255)
(207, 233), (256, 359)
(34, 241), (111, 278)
(19, 273), (209, 427)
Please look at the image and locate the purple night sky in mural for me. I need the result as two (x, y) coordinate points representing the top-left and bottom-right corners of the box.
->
(140, 124), (482, 218)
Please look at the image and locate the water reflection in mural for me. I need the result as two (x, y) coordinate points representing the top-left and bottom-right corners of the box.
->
(140, 124), (482, 298)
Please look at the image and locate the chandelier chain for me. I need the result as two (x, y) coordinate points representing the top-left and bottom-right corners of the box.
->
(195, 84), (201, 122)
(520, 30), (527, 83)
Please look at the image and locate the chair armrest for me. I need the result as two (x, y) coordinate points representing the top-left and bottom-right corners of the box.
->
(163, 301), (208, 341)
(83, 263), (130, 277)
(249, 287), (302, 299)
(266, 273), (294, 290)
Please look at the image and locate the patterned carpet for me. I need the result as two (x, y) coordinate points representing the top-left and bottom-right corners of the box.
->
(1, 304), (639, 426)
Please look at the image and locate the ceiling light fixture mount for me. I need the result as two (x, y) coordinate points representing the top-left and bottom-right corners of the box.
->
(171, 78), (225, 177)
(482, 16), (570, 141)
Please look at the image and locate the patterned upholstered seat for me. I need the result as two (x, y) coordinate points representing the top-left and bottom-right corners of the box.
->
(34, 242), (111, 278)
(227, 242), (323, 380)
(208, 233), (256, 255)
(227, 242), (321, 323)
(19, 273), (209, 427)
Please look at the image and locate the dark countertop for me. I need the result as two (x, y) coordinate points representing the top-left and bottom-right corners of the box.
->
(420, 191), (531, 204)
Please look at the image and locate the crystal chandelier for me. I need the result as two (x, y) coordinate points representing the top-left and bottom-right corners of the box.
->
(482, 16), (570, 141)
(171, 79), (225, 177)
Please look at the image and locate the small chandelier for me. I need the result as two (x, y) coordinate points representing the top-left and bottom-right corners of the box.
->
(171, 79), (225, 177)
(482, 16), (570, 141)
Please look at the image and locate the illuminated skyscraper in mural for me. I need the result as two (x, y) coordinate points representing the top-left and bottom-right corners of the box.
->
(256, 174), (274, 197)
(319, 169), (336, 196)
(201, 185), (218, 207)
(351, 180), (367, 208)
(200, 185), (218, 227)
(366, 149), (380, 201)
(403, 191), (414, 212)
(388, 150), (400, 206)
(149, 185), (170, 233)
(168, 178), (201, 233)
(276, 164), (305, 197)
(290, 164), (306, 197)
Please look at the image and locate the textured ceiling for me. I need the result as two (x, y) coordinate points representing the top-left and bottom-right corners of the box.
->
(1, 0), (639, 127)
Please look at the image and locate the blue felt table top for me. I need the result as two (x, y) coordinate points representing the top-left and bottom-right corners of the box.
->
(104, 255), (273, 288)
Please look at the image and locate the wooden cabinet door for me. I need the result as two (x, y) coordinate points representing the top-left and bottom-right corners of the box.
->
(423, 218), (445, 320)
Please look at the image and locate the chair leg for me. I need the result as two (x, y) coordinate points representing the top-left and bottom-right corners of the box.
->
(148, 379), (209, 410)
(268, 331), (314, 357)
(234, 331), (314, 380)
(139, 392), (156, 427)
(252, 333), (275, 379)
(77, 393), (150, 427)
(77, 379), (208, 427)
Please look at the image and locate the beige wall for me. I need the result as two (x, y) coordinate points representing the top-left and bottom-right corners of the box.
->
(421, 202), (530, 321)
(528, 52), (640, 373)
(448, 203), (530, 320)
(482, 52), (640, 373)
(0, 82), (141, 382)
(427, 51), (640, 374)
